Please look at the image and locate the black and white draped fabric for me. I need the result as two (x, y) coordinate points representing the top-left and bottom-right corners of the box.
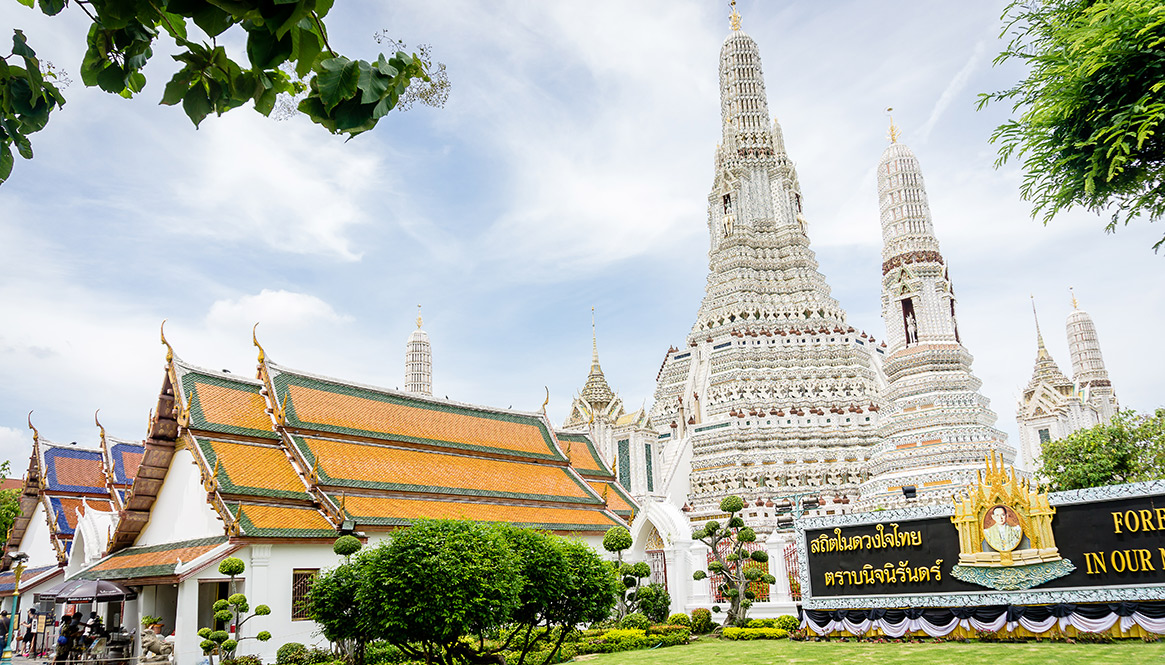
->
(801, 602), (1165, 637)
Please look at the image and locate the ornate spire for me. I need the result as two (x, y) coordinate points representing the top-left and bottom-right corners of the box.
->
(729, 0), (742, 31)
(1070, 287), (1078, 310)
(405, 306), (433, 396)
(582, 308), (615, 407)
(1065, 292), (1112, 391)
(1031, 296), (1049, 358)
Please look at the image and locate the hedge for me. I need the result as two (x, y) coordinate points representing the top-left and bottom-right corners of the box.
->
(722, 627), (789, 640)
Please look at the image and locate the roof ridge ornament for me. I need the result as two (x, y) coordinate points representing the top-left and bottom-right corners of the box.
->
(252, 322), (267, 364)
(27, 411), (38, 446)
(729, 0), (742, 31)
(160, 320), (174, 364)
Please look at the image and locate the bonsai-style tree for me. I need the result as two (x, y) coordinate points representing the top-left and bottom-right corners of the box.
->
(197, 557), (271, 663)
(602, 526), (643, 618)
(691, 496), (777, 627)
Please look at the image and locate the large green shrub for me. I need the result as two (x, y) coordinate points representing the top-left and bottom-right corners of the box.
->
(690, 608), (713, 634)
(363, 641), (408, 665)
(666, 613), (691, 627)
(618, 613), (649, 631)
(575, 627), (689, 655)
(775, 615), (800, 632)
(633, 583), (671, 624)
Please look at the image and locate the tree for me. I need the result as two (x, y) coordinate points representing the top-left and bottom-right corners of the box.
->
(358, 519), (522, 665)
(1039, 408), (1165, 490)
(197, 557), (271, 663)
(0, 461), (21, 539)
(631, 583), (670, 625)
(980, 0), (1165, 250)
(690, 495), (776, 628)
(306, 542), (377, 665)
(1, 0), (449, 185)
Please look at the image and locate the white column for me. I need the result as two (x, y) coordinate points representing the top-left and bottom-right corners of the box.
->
(245, 545), (270, 644)
(686, 541), (712, 608)
(173, 579), (200, 665)
(765, 531), (795, 603)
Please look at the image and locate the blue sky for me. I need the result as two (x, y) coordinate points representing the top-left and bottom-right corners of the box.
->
(1, 1), (1162, 463)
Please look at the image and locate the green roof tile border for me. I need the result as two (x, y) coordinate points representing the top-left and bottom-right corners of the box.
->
(294, 435), (601, 506)
(272, 371), (565, 461)
(556, 431), (615, 478)
(196, 437), (312, 501)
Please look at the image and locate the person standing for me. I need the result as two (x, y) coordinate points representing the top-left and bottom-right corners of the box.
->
(20, 609), (35, 657)
(0, 610), (11, 657)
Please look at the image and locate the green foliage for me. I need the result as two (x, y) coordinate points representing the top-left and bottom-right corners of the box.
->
(690, 608), (713, 634)
(602, 526), (632, 553)
(775, 615), (800, 632)
(333, 535), (362, 557)
(722, 626), (789, 640)
(618, 613), (650, 631)
(219, 557), (246, 577)
(0, 461), (21, 538)
(276, 643), (308, 665)
(214, 610), (234, 623)
(634, 583), (671, 624)
(690, 495), (771, 627)
(981, 0), (1165, 250)
(213, 599), (229, 612)
(210, 631), (230, 644)
(358, 520), (521, 664)
(1039, 409), (1165, 490)
(201, 639), (216, 653)
(720, 496), (744, 513)
(575, 627), (689, 654)
(222, 656), (262, 665)
(221, 639), (239, 652)
(363, 641), (409, 665)
(666, 613), (691, 627)
(255, 605), (270, 616)
(304, 559), (376, 665)
(0, 2), (447, 185)
(198, 627), (212, 639)
(256, 631), (271, 642)
(142, 615), (163, 628)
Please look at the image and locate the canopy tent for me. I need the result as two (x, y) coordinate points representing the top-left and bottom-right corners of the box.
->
(34, 578), (137, 604)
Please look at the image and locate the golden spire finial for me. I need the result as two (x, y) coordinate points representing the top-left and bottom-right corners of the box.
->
(886, 107), (901, 144)
(160, 320), (174, 363)
(416, 304), (423, 329)
(1069, 287), (1078, 310)
(541, 386), (550, 415)
(729, 0), (742, 31)
(252, 322), (266, 363)
(591, 306), (599, 363)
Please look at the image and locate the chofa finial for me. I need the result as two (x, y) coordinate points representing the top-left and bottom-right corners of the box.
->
(253, 322), (266, 363)
(160, 320), (174, 363)
(94, 409), (106, 441)
(27, 411), (38, 444)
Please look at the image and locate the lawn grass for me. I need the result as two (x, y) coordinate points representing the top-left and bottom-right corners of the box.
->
(573, 636), (1165, 665)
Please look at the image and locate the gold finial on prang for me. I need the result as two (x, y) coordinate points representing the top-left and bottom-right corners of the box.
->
(1069, 287), (1079, 310)
(160, 320), (174, 363)
(416, 304), (423, 329)
(886, 107), (901, 144)
(729, 0), (742, 31)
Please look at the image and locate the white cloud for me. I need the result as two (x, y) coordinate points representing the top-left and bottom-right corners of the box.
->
(205, 289), (352, 331)
(0, 427), (29, 472)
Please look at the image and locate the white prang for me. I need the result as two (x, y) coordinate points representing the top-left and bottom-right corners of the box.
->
(649, 27), (887, 532)
(860, 139), (1014, 508)
(1017, 298), (1119, 473)
(405, 307), (432, 396)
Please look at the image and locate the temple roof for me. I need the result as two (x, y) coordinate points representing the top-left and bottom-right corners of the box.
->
(72, 536), (236, 582)
(0, 565), (61, 597)
(105, 339), (627, 549)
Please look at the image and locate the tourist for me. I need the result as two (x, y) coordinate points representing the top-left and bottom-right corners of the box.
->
(0, 610), (10, 656)
(20, 609), (35, 657)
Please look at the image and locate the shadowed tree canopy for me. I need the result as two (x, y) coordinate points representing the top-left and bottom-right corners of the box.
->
(980, 0), (1165, 250)
(0, 0), (449, 185)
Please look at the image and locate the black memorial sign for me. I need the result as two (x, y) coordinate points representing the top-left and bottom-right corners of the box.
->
(804, 491), (1165, 599)
(805, 518), (977, 597)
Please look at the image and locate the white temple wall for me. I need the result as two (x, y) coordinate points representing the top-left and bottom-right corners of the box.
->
(17, 502), (59, 568)
(136, 449), (224, 547)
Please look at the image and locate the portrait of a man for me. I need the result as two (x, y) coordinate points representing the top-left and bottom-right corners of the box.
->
(982, 504), (1023, 552)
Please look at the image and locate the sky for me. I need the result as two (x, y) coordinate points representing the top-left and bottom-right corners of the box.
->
(1, 1), (1162, 468)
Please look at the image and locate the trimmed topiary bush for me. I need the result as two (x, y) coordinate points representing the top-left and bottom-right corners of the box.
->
(691, 608), (713, 634)
(618, 613), (650, 631)
(666, 613), (691, 627)
(276, 642), (308, 665)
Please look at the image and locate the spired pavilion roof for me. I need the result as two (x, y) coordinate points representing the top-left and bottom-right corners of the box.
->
(5, 425), (145, 565)
(100, 337), (628, 552)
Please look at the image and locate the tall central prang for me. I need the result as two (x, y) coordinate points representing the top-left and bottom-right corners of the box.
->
(651, 9), (886, 531)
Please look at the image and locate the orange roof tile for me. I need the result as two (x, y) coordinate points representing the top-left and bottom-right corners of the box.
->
(49, 497), (113, 533)
(339, 495), (621, 531)
(558, 432), (614, 479)
(198, 438), (308, 499)
(298, 437), (596, 503)
(272, 369), (562, 460)
(86, 539), (223, 574)
(587, 481), (634, 515)
(194, 381), (275, 433)
(234, 504), (334, 537)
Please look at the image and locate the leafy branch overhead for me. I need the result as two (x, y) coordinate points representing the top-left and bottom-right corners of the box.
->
(981, 0), (1165, 250)
(1, 0), (449, 185)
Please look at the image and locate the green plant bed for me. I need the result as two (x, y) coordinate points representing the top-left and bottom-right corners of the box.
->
(575, 637), (1165, 665)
